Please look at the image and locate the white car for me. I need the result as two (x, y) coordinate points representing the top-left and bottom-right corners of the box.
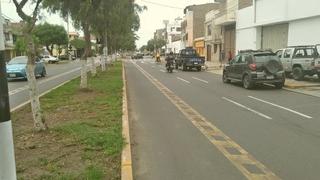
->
(42, 55), (59, 64)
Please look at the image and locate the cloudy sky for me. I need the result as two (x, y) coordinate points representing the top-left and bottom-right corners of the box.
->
(1, 0), (213, 48)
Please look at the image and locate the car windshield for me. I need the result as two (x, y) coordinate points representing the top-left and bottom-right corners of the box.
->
(182, 49), (197, 56)
(8, 57), (28, 65)
(254, 54), (280, 63)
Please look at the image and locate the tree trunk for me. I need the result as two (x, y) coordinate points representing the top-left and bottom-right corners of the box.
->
(25, 34), (47, 131)
(91, 57), (97, 76)
(80, 59), (88, 89)
(80, 23), (91, 89)
(101, 35), (107, 71)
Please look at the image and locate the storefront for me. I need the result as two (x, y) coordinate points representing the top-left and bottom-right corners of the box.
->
(194, 38), (205, 57)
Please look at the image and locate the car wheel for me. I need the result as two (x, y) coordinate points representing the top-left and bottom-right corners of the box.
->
(222, 71), (231, 83)
(48, 60), (51, 64)
(292, 67), (304, 81)
(317, 73), (320, 80)
(243, 74), (254, 89)
(175, 64), (179, 69)
(182, 64), (187, 71)
(197, 67), (201, 71)
(41, 68), (47, 77)
(274, 82), (284, 89)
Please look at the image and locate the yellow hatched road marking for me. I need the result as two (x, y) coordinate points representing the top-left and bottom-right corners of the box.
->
(132, 61), (281, 180)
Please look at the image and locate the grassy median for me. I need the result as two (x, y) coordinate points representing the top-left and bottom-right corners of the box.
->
(13, 62), (123, 180)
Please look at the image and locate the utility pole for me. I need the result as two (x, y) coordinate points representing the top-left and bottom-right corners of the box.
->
(67, 14), (71, 61)
(0, 2), (17, 179)
(163, 20), (169, 55)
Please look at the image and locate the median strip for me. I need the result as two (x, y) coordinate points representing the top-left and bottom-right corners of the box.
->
(12, 63), (123, 179)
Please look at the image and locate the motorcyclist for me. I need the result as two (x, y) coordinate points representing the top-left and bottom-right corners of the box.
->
(156, 52), (161, 62)
(165, 52), (175, 68)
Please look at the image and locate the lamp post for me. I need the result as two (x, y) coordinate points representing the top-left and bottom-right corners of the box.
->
(163, 20), (169, 54)
(0, 2), (17, 179)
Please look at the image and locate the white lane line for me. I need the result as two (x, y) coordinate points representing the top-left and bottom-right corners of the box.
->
(222, 97), (272, 120)
(160, 70), (166, 72)
(192, 77), (209, 84)
(248, 96), (312, 119)
(177, 77), (191, 84)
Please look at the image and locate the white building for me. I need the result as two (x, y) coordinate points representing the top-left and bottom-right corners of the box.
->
(166, 17), (183, 53)
(236, 0), (320, 52)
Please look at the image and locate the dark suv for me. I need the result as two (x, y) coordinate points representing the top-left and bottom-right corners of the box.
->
(223, 50), (285, 89)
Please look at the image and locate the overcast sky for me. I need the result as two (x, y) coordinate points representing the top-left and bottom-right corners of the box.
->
(1, 0), (213, 48)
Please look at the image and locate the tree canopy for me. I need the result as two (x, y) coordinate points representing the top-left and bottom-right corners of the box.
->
(33, 23), (68, 55)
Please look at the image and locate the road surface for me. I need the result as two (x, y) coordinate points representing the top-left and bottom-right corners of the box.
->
(126, 57), (320, 180)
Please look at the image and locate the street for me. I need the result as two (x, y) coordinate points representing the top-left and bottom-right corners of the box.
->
(126, 57), (320, 180)
(8, 61), (83, 110)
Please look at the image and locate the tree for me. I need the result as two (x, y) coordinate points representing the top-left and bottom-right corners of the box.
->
(13, 0), (47, 131)
(140, 45), (147, 52)
(146, 38), (166, 52)
(33, 23), (68, 56)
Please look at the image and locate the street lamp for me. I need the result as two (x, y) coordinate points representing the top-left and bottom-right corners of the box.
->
(0, 2), (17, 179)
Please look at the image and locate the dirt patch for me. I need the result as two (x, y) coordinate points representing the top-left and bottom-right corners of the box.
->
(13, 64), (123, 180)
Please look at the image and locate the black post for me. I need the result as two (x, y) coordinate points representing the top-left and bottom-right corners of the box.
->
(0, 51), (10, 123)
(0, 1), (17, 177)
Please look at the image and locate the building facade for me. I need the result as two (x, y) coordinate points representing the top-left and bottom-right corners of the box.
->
(166, 17), (183, 53)
(236, 0), (320, 52)
(181, 3), (219, 55)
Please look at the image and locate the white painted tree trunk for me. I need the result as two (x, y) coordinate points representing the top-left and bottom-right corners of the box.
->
(80, 59), (88, 89)
(91, 57), (97, 76)
(26, 63), (47, 131)
(101, 53), (106, 71)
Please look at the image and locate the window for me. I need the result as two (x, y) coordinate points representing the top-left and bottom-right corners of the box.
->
(305, 48), (315, 58)
(5, 33), (10, 41)
(176, 27), (181, 32)
(284, 49), (292, 58)
(276, 50), (283, 58)
(244, 55), (253, 63)
(207, 25), (212, 36)
(235, 55), (243, 63)
(294, 49), (306, 58)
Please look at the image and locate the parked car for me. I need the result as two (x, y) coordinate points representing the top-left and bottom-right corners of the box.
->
(276, 45), (320, 80)
(6, 56), (47, 80)
(223, 50), (285, 89)
(175, 47), (204, 71)
(41, 55), (59, 64)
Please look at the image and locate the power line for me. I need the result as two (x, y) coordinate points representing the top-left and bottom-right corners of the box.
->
(140, 0), (183, 10)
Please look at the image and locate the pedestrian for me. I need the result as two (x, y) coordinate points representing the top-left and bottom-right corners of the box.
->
(228, 51), (233, 62)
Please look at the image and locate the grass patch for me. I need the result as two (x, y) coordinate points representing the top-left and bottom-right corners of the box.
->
(13, 61), (123, 180)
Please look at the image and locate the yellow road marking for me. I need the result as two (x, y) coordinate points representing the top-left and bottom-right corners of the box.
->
(131, 61), (281, 180)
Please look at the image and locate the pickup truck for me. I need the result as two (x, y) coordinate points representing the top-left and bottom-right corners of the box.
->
(276, 45), (320, 80)
(175, 47), (204, 71)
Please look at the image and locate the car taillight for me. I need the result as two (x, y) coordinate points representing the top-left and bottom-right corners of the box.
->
(249, 63), (257, 71)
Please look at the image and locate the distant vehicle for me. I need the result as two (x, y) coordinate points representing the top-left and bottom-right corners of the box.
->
(59, 54), (76, 60)
(6, 56), (46, 80)
(223, 50), (285, 89)
(175, 47), (204, 71)
(131, 53), (143, 59)
(41, 55), (59, 64)
(276, 45), (320, 80)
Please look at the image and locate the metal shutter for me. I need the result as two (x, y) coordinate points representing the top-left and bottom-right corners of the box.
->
(262, 23), (289, 51)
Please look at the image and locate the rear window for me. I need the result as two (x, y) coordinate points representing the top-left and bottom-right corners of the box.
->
(254, 54), (280, 63)
(181, 49), (197, 56)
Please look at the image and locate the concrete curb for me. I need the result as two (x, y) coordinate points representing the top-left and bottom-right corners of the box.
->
(121, 62), (133, 180)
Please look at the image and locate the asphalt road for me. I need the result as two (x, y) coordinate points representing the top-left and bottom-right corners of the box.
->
(126, 57), (320, 180)
(8, 60), (83, 110)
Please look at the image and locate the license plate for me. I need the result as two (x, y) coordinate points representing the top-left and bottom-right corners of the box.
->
(266, 75), (274, 80)
(9, 74), (16, 78)
(194, 62), (198, 65)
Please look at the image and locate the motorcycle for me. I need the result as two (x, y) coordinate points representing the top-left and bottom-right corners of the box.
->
(166, 61), (174, 73)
